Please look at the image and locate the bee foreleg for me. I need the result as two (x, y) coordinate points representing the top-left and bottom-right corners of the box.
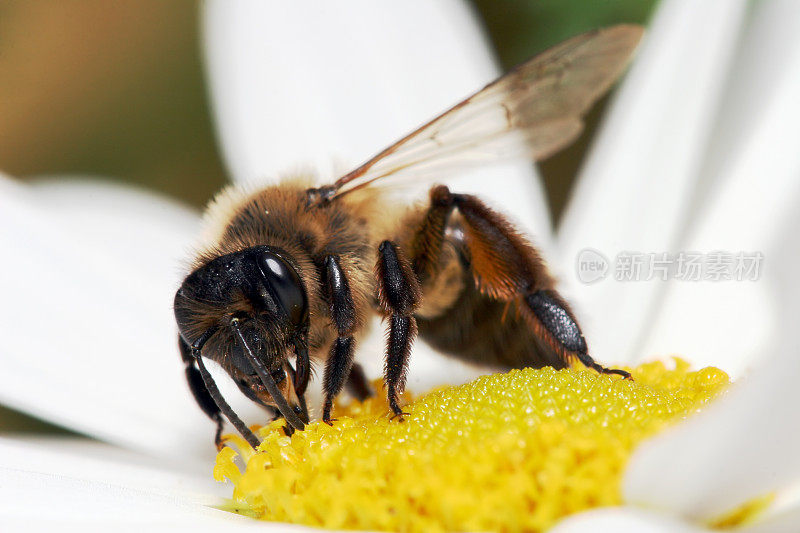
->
(321, 255), (358, 424)
(180, 334), (262, 449)
(443, 189), (630, 379)
(179, 335), (225, 449)
(375, 241), (422, 418)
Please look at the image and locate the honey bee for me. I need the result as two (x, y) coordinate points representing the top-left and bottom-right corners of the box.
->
(175, 25), (644, 448)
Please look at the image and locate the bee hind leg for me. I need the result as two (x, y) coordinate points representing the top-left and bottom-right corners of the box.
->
(412, 185), (629, 379)
(375, 240), (422, 419)
(524, 290), (631, 379)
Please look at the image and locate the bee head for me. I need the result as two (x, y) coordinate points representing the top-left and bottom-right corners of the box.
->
(174, 245), (310, 430)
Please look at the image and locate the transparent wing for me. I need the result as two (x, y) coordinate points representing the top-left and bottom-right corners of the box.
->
(327, 25), (644, 199)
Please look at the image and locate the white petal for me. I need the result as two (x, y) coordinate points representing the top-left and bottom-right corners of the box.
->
(550, 507), (708, 533)
(0, 175), (217, 466)
(637, 282), (773, 376)
(556, 0), (747, 364)
(625, 324), (800, 518)
(638, 0), (800, 375)
(0, 437), (269, 529)
(0, 436), (224, 504)
(681, 0), (800, 212)
(0, 470), (247, 528)
(28, 177), (199, 287)
(202, 0), (551, 242)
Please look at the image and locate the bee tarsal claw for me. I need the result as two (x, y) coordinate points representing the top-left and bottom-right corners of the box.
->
(603, 368), (632, 380)
(390, 411), (410, 422)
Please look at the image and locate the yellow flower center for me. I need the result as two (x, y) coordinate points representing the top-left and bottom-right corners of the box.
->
(214, 359), (730, 531)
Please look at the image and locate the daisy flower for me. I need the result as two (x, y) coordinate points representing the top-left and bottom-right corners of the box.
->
(1, 0), (799, 530)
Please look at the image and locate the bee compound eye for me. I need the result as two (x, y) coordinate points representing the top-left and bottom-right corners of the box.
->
(257, 251), (308, 327)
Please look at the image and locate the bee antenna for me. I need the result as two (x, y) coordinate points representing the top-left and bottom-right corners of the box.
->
(230, 321), (307, 431)
(190, 332), (261, 449)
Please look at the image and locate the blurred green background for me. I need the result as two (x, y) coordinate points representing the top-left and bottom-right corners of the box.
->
(0, 0), (657, 433)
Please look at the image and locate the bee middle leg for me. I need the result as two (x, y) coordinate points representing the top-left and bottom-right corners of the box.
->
(408, 185), (629, 379)
(375, 240), (422, 418)
(321, 255), (358, 424)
